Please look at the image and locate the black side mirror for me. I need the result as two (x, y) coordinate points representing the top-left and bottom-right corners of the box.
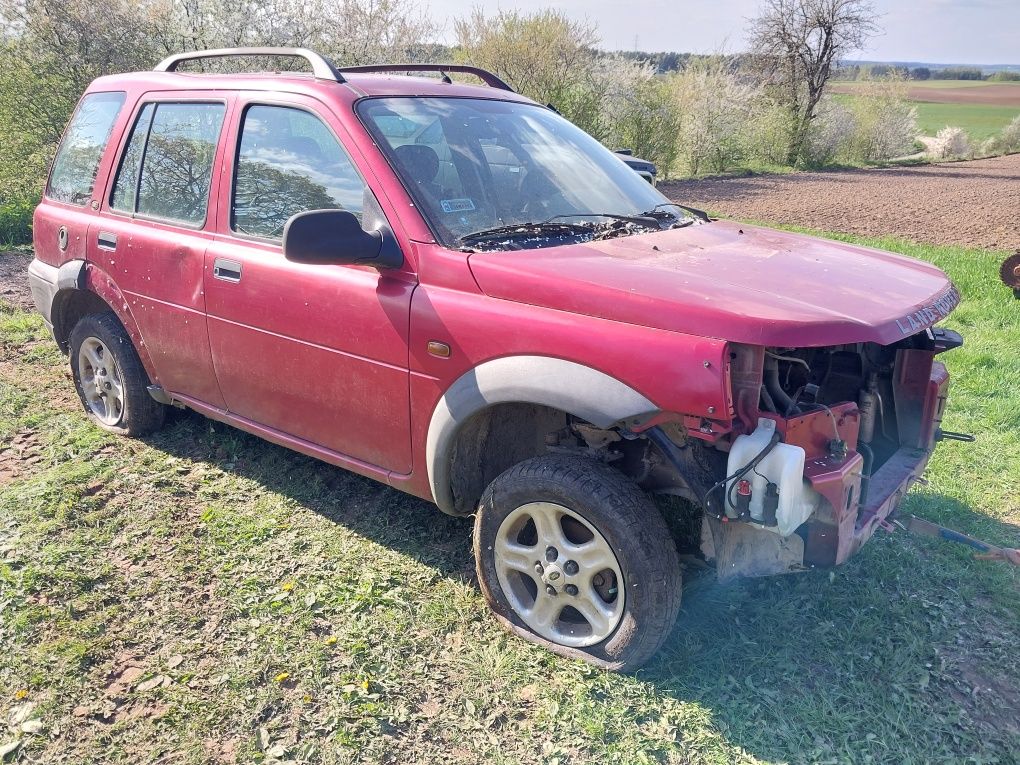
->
(282, 209), (402, 269)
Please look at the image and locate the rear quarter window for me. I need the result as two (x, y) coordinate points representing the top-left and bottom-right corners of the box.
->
(46, 92), (126, 205)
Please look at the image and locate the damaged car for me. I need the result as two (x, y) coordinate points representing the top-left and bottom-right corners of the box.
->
(28, 48), (967, 669)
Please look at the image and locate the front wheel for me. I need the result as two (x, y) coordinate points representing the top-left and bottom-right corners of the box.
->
(474, 454), (682, 671)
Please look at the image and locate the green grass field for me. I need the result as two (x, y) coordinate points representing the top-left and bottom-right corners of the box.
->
(831, 80), (1020, 140)
(1, 235), (1018, 764)
(913, 102), (1020, 141)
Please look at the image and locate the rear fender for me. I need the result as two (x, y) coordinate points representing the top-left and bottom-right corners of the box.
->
(47, 262), (160, 384)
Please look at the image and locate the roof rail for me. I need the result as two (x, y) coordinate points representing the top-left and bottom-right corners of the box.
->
(340, 64), (515, 92)
(154, 47), (345, 82)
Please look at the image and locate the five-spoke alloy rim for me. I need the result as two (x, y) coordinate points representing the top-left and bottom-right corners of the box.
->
(77, 337), (124, 426)
(493, 501), (625, 647)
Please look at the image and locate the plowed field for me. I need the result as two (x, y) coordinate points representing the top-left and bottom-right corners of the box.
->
(662, 153), (1020, 251)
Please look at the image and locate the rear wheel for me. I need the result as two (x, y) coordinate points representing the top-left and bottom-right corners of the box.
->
(474, 454), (682, 670)
(69, 313), (165, 436)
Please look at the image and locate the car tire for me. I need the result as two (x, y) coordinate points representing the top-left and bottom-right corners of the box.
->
(474, 454), (682, 671)
(69, 312), (165, 436)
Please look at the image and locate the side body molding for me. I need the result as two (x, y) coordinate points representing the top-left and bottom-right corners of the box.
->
(425, 356), (658, 514)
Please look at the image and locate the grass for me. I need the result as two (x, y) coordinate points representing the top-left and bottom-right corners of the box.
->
(913, 102), (1020, 141)
(1, 234), (1019, 764)
(830, 81), (1020, 141)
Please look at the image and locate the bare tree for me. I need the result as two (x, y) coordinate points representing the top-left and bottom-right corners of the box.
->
(749, 0), (878, 165)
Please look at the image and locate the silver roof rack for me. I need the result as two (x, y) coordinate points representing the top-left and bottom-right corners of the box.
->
(153, 47), (345, 82)
(340, 64), (514, 92)
(153, 48), (517, 92)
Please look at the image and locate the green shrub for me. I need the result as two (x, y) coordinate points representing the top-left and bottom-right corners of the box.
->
(980, 114), (1020, 155)
(0, 195), (36, 246)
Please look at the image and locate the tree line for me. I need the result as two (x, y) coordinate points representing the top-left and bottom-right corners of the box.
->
(1, 0), (1012, 245)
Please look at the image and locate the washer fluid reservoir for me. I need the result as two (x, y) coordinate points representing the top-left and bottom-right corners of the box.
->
(725, 418), (822, 536)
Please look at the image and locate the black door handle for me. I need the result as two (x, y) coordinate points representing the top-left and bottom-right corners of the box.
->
(97, 232), (117, 250)
(213, 258), (242, 282)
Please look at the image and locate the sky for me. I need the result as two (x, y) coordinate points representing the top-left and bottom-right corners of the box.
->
(422, 0), (1020, 66)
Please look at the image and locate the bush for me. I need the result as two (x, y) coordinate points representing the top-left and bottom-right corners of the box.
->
(980, 114), (1020, 155)
(0, 196), (36, 246)
(803, 97), (856, 165)
(834, 80), (919, 163)
(741, 97), (797, 168)
(667, 59), (755, 176)
(928, 126), (972, 160)
(597, 56), (682, 175)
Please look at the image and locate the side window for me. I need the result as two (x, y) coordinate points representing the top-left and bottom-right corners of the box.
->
(232, 105), (367, 239)
(47, 92), (126, 205)
(110, 102), (225, 225)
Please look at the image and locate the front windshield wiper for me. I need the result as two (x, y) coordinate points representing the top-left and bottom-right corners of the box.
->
(642, 201), (711, 223)
(543, 212), (662, 230)
(457, 221), (599, 247)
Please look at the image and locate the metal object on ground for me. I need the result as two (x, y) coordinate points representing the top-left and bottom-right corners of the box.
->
(899, 514), (1020, 566)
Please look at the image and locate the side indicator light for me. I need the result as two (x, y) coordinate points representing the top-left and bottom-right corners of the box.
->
(427, 341), (451, 358)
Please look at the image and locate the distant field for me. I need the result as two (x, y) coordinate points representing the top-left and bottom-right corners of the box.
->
(830, 80), (1020, 140)
(913, 102), (1020, 140)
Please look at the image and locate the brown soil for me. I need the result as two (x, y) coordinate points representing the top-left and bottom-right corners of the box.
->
(0, 250), (34, 310)
(830, 83), (1020, 106)
(661, 154), (1020, 251)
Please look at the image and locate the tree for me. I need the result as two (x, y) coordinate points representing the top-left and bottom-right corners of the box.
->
(748, 0), (878, 165)
(454, 9), (601, 132)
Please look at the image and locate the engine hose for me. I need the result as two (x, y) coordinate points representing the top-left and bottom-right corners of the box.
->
(764, 357), (800, 417)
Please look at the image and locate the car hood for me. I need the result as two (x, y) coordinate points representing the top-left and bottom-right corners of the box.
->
(467, 220), (959, 346)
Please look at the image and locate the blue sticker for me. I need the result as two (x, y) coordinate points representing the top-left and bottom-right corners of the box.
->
(441, 198), (476, 213)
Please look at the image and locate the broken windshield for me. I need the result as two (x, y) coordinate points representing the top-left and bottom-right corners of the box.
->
(357, 97), (695, 250)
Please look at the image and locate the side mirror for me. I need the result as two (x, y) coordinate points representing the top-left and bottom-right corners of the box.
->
(282, 209), (402, 269)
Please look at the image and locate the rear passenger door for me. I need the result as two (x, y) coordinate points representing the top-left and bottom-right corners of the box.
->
(203, 96), (415, 473)
(91, 94), (231, 408)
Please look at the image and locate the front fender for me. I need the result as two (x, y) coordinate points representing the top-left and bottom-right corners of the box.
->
(425, 355), (658, 514)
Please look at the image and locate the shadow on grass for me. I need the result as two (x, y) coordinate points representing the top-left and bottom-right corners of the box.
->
(147, 408), (1020, 763)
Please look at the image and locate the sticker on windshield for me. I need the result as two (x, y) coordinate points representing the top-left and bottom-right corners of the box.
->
(440, 198), (476, 213)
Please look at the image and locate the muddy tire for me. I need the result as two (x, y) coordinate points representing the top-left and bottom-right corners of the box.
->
(474, 454), (682, 671)
(69, 313), (165, 436)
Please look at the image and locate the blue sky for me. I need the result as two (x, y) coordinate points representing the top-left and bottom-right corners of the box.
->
(423, 0), (1019, 66)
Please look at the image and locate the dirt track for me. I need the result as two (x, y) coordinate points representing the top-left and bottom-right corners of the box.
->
(661, 154), (1020, 251)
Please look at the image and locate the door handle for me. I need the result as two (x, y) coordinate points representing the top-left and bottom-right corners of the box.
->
(97, 232), (117, 250)
(213, 258), (242, 282)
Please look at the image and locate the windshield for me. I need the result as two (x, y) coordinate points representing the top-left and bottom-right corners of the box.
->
(358, 97), (693, 250)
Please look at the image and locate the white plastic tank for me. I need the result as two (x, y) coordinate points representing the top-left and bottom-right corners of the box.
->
(725, 418), (822, 536)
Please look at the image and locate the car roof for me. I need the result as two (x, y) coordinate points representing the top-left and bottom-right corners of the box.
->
(87, 70), (538, 104)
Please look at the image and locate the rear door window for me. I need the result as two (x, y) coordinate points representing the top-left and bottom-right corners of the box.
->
(231, 105), (368, 240)
(47, 92), (126, 205)
(110, 101), (226, 225)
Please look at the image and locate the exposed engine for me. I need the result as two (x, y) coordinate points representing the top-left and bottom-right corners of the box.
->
(712, 328), (963, 572)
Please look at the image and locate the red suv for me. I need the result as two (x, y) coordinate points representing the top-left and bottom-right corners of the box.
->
(28, 48), (966, 669)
